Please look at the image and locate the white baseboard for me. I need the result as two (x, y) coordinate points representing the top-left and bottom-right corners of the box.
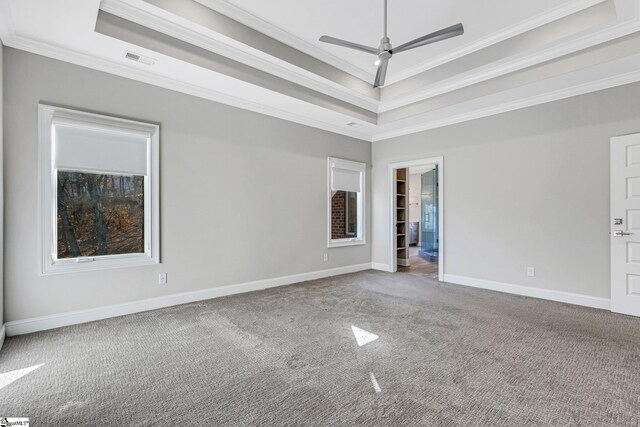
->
(371, 263), (392, 272)
(6, 263), (372, 337)
(443, 274), (610, 310)
(0, 325), (5, 352)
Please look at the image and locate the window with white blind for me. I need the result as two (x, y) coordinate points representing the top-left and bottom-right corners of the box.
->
(328, 157), (366, 247)
(38, 105), (159, 274)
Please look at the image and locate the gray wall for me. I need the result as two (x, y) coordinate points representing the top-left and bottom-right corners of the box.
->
(3, 48), (371, 322)
(373, 82), (640, 299)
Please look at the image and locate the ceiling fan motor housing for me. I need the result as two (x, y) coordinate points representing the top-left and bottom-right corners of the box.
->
(318, 0), (464, 88)
(379, 37), (392, 58)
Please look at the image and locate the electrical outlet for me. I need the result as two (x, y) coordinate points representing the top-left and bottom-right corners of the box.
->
(323, 253), (328, 262)
(527, 267), (535, 277)
(159, 273), (167, 284)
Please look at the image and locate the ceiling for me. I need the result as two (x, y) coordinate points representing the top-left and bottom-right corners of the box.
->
(202, 0), (602, 84)
(0, 0), (640, 142)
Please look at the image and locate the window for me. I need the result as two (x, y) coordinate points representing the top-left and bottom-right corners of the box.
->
(328, 157), (365, 247)
(38, 105), (159, 274)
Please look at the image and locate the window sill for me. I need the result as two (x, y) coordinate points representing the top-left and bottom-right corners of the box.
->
(328, 238), (366, 248)
(42, 254), (159, 275)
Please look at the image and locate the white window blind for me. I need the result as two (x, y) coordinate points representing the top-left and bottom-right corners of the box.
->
(331, 168), (361, 193)
(53, 118), (149, 176)
(330, 160), (364, 193)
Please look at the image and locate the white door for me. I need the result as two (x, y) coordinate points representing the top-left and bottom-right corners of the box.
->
(611, 133), (640, 317)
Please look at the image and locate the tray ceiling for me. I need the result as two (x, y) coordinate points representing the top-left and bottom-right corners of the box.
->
(199, 0), (605, 84)
(0, 0), (639, 141)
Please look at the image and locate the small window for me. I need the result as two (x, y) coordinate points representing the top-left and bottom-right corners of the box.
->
(328, 157), (365, 247)
(39, 105), (159, 274)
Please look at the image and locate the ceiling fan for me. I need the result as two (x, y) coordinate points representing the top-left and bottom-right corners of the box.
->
(319, 0), (464, 88)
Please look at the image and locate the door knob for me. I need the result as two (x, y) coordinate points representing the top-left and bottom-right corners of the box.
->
(613, 230), (632, 237)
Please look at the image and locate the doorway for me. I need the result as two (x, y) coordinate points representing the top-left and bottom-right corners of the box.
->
(402, 165), (439, 277)
(388, 157), (444, 281)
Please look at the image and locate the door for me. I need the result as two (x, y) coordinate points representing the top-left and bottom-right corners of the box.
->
(419, 167), (438, 261)
(611, 134), (640, 317)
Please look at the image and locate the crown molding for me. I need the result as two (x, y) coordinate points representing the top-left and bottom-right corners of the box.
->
(3, 33), (374, 142)
(194, 0), (375, 83)
(4, 0), (640, 145)
(103, 0), (640, 117)
(384, 0), (609, 85)
(101, 0), (380, 113)
(193, 0), (607, 87)
(6, 27), (640, 145)
(373, 53), (640, 141)
(379, 16), (640, 113)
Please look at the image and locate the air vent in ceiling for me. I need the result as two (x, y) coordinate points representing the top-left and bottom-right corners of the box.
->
(124, 51), (156, 66)
(346, 122), (361, 127)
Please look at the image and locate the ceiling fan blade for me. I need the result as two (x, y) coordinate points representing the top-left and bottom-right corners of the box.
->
(392, 23), (464, 54)
(373, 58), (389, 88)
(319, 35), (380, 55)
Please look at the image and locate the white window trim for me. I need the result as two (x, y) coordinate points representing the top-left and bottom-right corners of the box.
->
(38, 104), (160, 275)
(327, 157), (366, 248)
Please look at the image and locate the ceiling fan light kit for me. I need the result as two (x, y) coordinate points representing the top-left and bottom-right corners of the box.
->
(319, 0), (464, 88)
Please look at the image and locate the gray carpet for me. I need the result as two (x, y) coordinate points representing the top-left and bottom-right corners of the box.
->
(1, 270), (640, 426)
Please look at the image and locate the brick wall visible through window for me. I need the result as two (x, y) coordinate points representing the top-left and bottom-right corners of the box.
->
(331, 191), (347, 239)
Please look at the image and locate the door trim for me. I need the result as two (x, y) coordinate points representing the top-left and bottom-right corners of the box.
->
(387, 156), (444, 280)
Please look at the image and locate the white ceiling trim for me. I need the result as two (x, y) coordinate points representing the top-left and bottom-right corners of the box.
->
(194, 0), (375, 83)
(372, 52), (640, 141)
(196, 0), (607, 86)
(1, 33), (376, 141)
(3, 0), (640, 144)
(379, 12), (640, 112)
(101, 0), (380, 113)
(102, 0), (640, 116)
(384, 0), (608, 85)
(4, 27), (640, 144)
